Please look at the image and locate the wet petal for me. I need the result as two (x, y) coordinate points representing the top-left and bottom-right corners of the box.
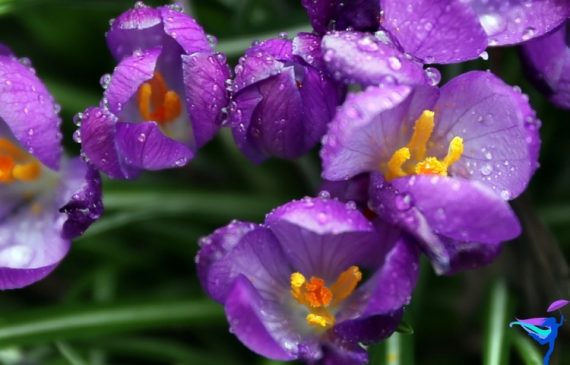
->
(382, 0), (487, 63)
(321, 84), (438, 181)
(114, 121), (194, 170)
(293, 32), (327, 70)
(59, 158), (103, 240)
(159, 6), (211, 54)
(80, 107), (138, 179)
(521, 23), (570, 109)
(224, 276), (303, 361)
(470, 0), (570, 46)
(0, 54), (62, 170)
(333, 312), (402, 345)
(301, 0), (380, 34)
(433, 71), (539, 199)
(182, 52), (230, 149)
(321, 31), (426, 86)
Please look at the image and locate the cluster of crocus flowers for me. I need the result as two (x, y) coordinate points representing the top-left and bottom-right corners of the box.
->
(0, 45), (102, 289)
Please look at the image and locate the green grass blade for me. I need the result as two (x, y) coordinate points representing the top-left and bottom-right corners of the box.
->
(511, 331), (543, 365)
(55, 341), (89, 365)
(483, 279), (511, 365)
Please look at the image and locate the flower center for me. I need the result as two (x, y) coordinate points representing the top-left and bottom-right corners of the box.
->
(0, 138), (41, 184)
(290, 266), (362, 330)
(137, 72), (182, 125)
(384, 110), (464, 181)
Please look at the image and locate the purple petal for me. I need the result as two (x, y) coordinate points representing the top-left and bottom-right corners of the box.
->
(104, 47), (161, 116)
(333, 312), (403, 345)
(232, 46), (286, 93)
(320, 174), (370, 208)
(433, 71), (539, 199)
(470, 0), (570, 46)
(158, 6), (212, 55)
(106, 5), (211, 60)
(293, 32), (327, 70)
(382, 0), (487, 64)
(321, 31), (426, 86)
(80, 107), (138, 179)
(319, 342), (369, 365)
(0, 55), (62, 170)
(228, 86), (264, 161)
(0, 44), (14, 57)
(59, 158), (103, 240)
(301, 0), (380, 34)
(370, 174), (521, 274)
(224, 276), (298, 361)
(246, 38), (293, 60)
(196, 220), (258, 300)
(265, 197), (379, 281)
(206, 226), (292, 303)
(547, 299), (570, 312)
(181, 52), (230, 149)
(521, 23), (570, 109)
(106, 5), (163, 60)
(114, 121), (193, 170)
(0, 187), (71, 289)
(321, 84), (438, 181)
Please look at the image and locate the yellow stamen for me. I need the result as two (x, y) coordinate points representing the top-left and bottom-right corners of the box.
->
(289, 266), (362, 330)
(406, 110), (434, 161)
(137, 72), (182, 125)
(386, 147), (411, 181)
(0, 138), (42, 184)
(384, 110), (463, 181)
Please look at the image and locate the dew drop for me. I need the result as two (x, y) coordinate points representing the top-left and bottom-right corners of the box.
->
(99, 74), (112, 90)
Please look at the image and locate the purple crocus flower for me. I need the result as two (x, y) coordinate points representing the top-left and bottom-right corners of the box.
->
(228, 33), (344, 163)
(197, 196), (419, 364)
(321, 71), (540, 274)
(319, 0), (489, 86)
(521, 21), (570, 109)
(79, 2), (230, 179)
(0, 46), (102, 289)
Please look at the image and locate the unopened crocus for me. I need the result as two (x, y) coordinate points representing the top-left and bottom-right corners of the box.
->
(322, 71), (540, 274)
(80, 2), (230, 179)
(301, 0), (380, 35)
(0, 46), (102, 289)
(229, 33), (344, 163)
(197, 196), (419, 364)
(321, 0), (488, 86)
(521, 21), (570, 109)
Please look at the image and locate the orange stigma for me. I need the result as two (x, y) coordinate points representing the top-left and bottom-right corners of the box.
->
(137, 72), (182, 125)
(0, 138), (41, 184)
(384, 110), (464, 181)
(290, 266), (362, 330)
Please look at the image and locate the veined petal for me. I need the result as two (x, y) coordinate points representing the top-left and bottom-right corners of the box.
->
(0, 54), (62, 170)
(382, 0), (487, 64)
(301, 0), (380, 34)
(114, 121), (193, 170)
(321, 31), (426, 86)
(470, 0), (570, 46)
(182, 52), (230, 150)
(433, 71), (539, 199)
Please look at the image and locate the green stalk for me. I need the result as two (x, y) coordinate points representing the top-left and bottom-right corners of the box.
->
(511, 332), (543, 365)
(483, 279), (511, 365)
(0, 300), (224, 347)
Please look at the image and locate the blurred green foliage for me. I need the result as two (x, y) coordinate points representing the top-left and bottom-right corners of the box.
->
(0, 0), (568, 364)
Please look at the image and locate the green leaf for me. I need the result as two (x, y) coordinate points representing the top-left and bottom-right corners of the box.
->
(0, 299), (224, 347)
(395, 320), (414, 335)
(483, 279), (511, 365)
(511, 332), (543, 365)
(55, 341), (89, 365)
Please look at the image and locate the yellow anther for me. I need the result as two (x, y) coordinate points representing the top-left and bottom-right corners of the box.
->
(386, 147), (411, 181)
(330, 266), (362, 306)
(0, 138), (42, 184)
(407, 110), (435, 161)
(442, 136), (464, 167)
(384, 110), (464, 180)
(290, 266), (362, 331)
(137, 72), (182, 125)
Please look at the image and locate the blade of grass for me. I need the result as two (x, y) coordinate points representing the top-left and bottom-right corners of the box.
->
(0, 299), (224, 347)
(511, 331), (543, 365)
(55, 341), (89, 365)
(483, 279), (511, 365)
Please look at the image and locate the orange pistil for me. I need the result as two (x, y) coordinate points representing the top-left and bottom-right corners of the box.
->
(137, 72), (182, 125)
(290, 266), (362, 330)
(0, 138), (41, 184)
